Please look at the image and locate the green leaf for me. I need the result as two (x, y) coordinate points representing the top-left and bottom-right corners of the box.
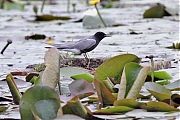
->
(0, 104), (9, 112)
(31, 99), (60, 120)
(144, 101), (179, 112)
(42, 48), (60, 89)
(155, 79), (169, 85)
(138, 92), (151, 99)
(83, 15), (115, 28)
(68, 79), (95, 97)
(94, 78), (116, 105)
(94, 54), (141, 84)
(71, 73), (94, 83)
(148, 70), (172, 80)
(3, 1), (24, 11)
(114, 99), (144, 109)
(19, 86), (62, 120)
(144, 82), (172, 101)
(118, 62), (150, 100)
(6, 74), (22, 105)
(61, 67), (89, 78)
(164, 80), (180, 91)
(94, 106), (133, 114)
(143, 4), (166, 18)
(103, 77), (115, 93)
(35, 14), (71, 21)
(54, 114), (84, 120)
(64, 96), (90, 119)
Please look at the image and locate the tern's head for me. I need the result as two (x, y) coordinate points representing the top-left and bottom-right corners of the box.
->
(94, 32), (111, 40)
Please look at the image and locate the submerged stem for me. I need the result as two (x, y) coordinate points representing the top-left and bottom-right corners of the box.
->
(150, 58), (154, 82)
(146, 55), (154, 82)
(41, 0), (45, 13)
(94, 3), (107, 27)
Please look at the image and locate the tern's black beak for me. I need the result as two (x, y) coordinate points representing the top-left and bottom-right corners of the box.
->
(104, 34), (111, 37)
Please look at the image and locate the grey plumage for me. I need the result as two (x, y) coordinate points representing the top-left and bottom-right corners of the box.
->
(47, 32), (110, 55)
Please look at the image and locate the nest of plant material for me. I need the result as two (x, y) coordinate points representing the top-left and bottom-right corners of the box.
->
(26, 57), (172, 75)
(60, 58), (106, 68)
(60, 58), (107, 74)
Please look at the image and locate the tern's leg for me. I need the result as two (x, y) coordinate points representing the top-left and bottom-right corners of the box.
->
(83, 53), (90, 68)
(83, 53), (88, 59)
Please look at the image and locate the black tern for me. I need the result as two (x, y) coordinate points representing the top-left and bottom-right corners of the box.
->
(47, 32), (110, 57)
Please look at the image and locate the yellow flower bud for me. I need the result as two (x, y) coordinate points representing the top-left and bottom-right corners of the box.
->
(89, 0), (100, 5)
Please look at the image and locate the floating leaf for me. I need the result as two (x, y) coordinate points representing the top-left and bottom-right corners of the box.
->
(83, 15), (115, 28)
(94, 78), (116, 105)
(26, 72), (39, 83)
(61, 67), (89, 78)
(63, 96), (90, 119)
(71, 73), (94, 83)
(144, 82), (172, 101)
(35, 14), (71, 21)
(19, 86), (62, 120)
(25, 34), (46, 40)
(143, 4), (171, 18)
(31, 99), (60, 120)
(126, 109), (179, 119)
(103, 77), (115, 93)
(42, 48), (60, 89)
(148, 70), (172, 80)
(0, 104), (9, 112)
(94, 106), (133, 114)
(118, 62), (150, 100)
(3, 0), (24, 11)
(114, 99), (144, 109)
(68, 79), (95, 97)
(94, 54), (141, 84)
(54, 114), (84, 120)
(6, 74), (22, 105)
(144, 101), (179, 112)
(10, 71), (27, 76)
(155, 79), (169, 85)
(164, 80), (180, 91)
(1, 77), (32, 89)
(138, 92), (151, 99)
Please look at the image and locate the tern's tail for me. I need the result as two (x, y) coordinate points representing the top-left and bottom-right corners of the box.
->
(45, 44), (69, 49)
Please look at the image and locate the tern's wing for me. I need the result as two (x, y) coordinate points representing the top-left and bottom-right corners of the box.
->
(73, 38), (96, 50)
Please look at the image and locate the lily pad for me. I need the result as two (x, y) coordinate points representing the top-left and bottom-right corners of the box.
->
(83, 15), (116, 28)
(68, 79), (95, 97)
(148, 70), (172, 80)
(94, 54), (141, 84)
(60, 67), (89, 78)
(143, 4), (171, 18)
(164, 80), (180, 91)
(144, 82), (172, 101)
(42, 48), (60, 89)
(35, 15), (71, 21)
(71, 73), (94, 83)
(31, 99), (60, 120)
(94, 78), (116, 105)
(144, 101), (179, 112)
(0, 104), (9, 112)
(94, 106), (133, 114)
(2, 0), (24, 11)
(54, 114), (84, 120)
(63, 96), (90, 119)
(118, 62), (150, 100)
(19, 86), (61, 120)
(6, 74), (22, 105)
(114, 99), (144, 109)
